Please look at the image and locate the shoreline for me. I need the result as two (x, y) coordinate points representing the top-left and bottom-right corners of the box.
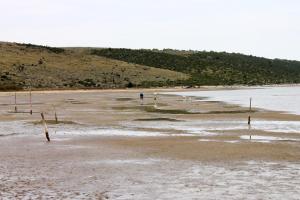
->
(164, 86), (300, 116)
(2, 83), (300, 93)
(1, 87), (300, 198)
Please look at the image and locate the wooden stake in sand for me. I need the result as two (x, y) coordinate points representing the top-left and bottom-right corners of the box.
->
(14, 92), (17, 113)
(248, 97), (252, 140)
(41, 112), (50, 142)
(53, 105), (58, 123)
(248, 97), (252, 125)
(29, 88), (32, 115)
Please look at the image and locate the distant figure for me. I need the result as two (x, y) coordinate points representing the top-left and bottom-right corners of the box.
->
(140, 93), (144, 105)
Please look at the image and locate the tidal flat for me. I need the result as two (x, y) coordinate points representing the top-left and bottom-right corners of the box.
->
(1, 87), (300, 199)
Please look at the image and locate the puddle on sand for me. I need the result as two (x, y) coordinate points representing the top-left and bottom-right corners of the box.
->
(123, 120), (300, 136)
(240, 135), (300, 143)
(198, 139), (239, 143)
(2, 119), (300, 139)
(0, 121), (41, 137)
(56, 129), (164, 137)
(198, 135), (300, 144)
(0, 121), (196, 138)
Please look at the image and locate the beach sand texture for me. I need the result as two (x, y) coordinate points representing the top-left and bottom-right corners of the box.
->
(1, 88), (300, 199)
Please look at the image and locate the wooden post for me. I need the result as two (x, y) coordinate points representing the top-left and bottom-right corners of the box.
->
(248, 97), (252, 140)
(248, 97), (252, 125)
(248, 123), (252, 140)
(29, 88), (32, 115)
(53, 106), (58, 123)
(14, 92), (17, 113)
(41, 112), (50, 142)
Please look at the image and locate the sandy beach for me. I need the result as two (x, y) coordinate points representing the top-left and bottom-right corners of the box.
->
(1, 88), (300, 199)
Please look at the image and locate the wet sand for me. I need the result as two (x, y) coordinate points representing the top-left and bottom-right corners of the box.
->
(1, 88), (300, 199)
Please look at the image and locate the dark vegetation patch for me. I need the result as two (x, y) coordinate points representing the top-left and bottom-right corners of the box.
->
(70, 101), (89, 105)
(134, 118), (182, 122)
(64, 99), (89, 104)
(193, 97), (209, 100)
(91, 48), (300, 86)
(112, 105), (256, 115)
(143, 106), (194, 114)
(16, 43), (65, 54)
(112, 106), (132, 110)
(0, 80), (22, 91)
(115, 98), (135, 101)
(112, 105), (196, 114)
(0, 84), (21, 91)
(31, 120), (77, 125)
(203, 110), (256, 114)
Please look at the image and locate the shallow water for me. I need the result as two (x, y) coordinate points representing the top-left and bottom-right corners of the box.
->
(56, 128), (164, 137)
(2, 119), (300, 140)
(240, 135), (300, 142)
(165, 86), (300, 115)
(123, 119), (300, 135)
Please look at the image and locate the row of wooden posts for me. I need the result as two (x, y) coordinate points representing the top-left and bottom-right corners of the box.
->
(13, 91), (57, 142)
(144, 93), (253, 140)
(15, 91), (252, 142)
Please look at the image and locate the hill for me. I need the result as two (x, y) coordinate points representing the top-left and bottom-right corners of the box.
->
(0, 42), (187, 90)
(1, 42), (300, 91)
(91, 48), (300, 85)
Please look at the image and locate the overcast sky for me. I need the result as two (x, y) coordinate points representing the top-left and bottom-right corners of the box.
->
(0, 0), (299, 60)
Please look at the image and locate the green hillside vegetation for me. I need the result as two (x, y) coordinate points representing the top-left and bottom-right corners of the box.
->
(91, 48), (300, 85)
(0, 42), (187, 90)
(1, 41), (300, 91)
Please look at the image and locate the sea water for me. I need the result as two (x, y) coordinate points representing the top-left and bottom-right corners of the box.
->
(165, 85), (300, 115)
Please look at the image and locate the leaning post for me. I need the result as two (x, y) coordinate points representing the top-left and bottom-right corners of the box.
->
(41, 112), (50, 142)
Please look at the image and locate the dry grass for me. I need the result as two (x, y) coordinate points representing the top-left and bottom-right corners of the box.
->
(0, 42), (188, 90)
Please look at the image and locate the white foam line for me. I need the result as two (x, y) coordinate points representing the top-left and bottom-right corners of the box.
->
(240, 135), (300, 142)
(56, 129), (164, 137)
